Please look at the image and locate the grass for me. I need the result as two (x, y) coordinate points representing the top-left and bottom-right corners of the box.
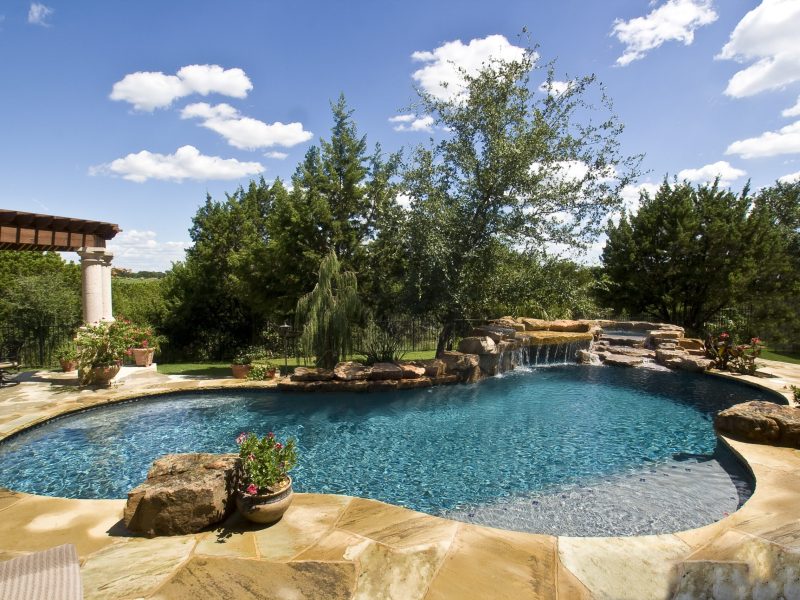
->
(157, 349), (438, 377)
(761, 348), (800, 365)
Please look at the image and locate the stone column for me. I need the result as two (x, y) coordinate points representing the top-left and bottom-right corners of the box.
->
(78, 248), (114, 324)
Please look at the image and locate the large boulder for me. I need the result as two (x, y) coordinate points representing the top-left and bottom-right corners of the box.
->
(646, 330), (684, 348)
(678, 338), (705, 351)
(124, 453), (239, 537)
(519, 318), (550, 331)
(291, 367), (334, 382)
(333, 361), (371, 381)
(413, 359), (445, 378)
(602, 354), (644, 368)
(398, 363), (426, 379)
(470, 326), (513, 343)
(492, 318), (526, 332)
(548, 320), (592, 333)
(369, 363), (404, 380)
(715, 401), (800, 447)
(604, 346), (655, 359)
(457, 336), (497, 355)
(440, 351), (481, 382)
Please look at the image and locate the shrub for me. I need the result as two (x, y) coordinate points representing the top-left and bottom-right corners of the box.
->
(236, 432), (297, 494)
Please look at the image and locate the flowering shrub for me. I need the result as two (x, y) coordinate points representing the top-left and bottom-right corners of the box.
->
(247, 361), (277, 380)
(128, 324), (163, 352)
(706, 332), (763, 375)
(236, 432), (297, 494)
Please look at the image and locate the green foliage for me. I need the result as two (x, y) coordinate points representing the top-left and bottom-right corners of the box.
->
(112, 278), (168, 329)
(295, 252), (362, 369)
(357, 321), (407, 365)
(237, 432), (297, 493)
(601, 179), (790, 333)
(792, 385), (799, 404)
(247, 361), (277, 380)
(55, 343), (78, 362)
(401, 47), (638, 353)
(232, 346), (269, 365)
(76, 322), (129, 382)
(0, 251), (81, 326)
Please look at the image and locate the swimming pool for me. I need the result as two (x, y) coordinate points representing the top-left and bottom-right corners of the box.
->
(0, 366), (778, 535)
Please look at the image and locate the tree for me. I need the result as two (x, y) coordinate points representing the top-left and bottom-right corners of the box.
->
(600, 179), (789, 333)
(402, 48), (639, 354)
(295, 252), (362, 369)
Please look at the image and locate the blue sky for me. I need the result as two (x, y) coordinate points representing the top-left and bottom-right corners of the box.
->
(1, 0), (799, 270)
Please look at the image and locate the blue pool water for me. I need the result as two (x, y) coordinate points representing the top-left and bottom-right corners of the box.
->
(0, 366), (779, 534)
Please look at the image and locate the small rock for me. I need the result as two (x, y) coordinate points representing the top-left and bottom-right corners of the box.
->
(603, 354), (644, 368)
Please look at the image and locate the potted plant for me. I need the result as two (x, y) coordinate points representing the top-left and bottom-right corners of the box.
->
(235, 432), (298, 524)
(231, 347), (265, 379)
(55, 344), (78, 372)
(76, 322), (128, 386)
(247, 359), (278, 380)
(128, 324), (161, 367)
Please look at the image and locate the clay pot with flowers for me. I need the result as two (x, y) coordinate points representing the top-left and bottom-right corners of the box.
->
(76, 322), (129, 386)
(129, 324), (161, 367)
(235, 431), (298, 524)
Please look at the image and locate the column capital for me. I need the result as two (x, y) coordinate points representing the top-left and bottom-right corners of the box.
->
(78, 247), (114, 265)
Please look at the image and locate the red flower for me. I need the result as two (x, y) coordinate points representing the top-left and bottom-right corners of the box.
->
(719, 332), (730, 340)
(751, 337), (761, 345)
(247, 453), (255, 461)
(268, 432), (275, 439)
(246, 483), (258, 495)
(141, 340), (149, 348)
(275, 442), (283, 450)
(236, 432), (247, 445)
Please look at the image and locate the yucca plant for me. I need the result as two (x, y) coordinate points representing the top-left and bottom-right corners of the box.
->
(295, 252), (362, 369)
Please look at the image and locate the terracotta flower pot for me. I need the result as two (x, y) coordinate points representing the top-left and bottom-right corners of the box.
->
(133, 347), (155, 367)
(231, 364), (251, 379)
(59, 359), (77, 372)
(236, 478), (293, 524)
(92, 364), (120, 387)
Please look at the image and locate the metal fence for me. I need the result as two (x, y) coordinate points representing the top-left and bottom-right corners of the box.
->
(0, 321), (80, 367)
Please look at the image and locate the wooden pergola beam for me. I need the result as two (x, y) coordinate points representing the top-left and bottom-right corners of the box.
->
(0, 209), (120, 252)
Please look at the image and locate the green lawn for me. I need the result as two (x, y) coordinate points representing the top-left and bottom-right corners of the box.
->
(157, 350), (437, 377)
(761, 349), (800, 365)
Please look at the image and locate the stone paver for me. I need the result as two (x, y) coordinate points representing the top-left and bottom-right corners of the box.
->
(0, 363), (800, 598)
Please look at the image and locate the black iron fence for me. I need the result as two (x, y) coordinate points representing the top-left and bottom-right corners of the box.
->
(0, 321), (80, 367)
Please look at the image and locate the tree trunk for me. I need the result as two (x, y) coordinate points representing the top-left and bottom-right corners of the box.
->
(435, 322), (454, 358)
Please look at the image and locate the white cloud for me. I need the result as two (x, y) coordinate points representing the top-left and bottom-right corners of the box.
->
(538, 80), (573, 96)
(181, 102), (313, 150)
(778, 170), (800, 184)
(110, 65), (252, 111)
(677, 160), (747, 186)
(389, 114), (434, 132)
(783, 96), (800, 118)
(611, 0), (717, 66)
(411, 34), (528, 101)
(396, 193), (413, 210)
(619, 182), (659, 212)
(725, 120), (800, 159)
(89, 145), (264, 183)
(265, 151), (288, 160)
(28, 3), (53, 26)
(108, 230), (191, 272)
(717, 0), (800, 98)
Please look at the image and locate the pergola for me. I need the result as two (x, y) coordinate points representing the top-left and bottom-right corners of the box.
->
(0, 209), (121, 323)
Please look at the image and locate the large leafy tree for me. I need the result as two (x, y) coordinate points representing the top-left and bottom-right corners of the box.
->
(402, 49), (639, 353)
(600, 179), (791, 333)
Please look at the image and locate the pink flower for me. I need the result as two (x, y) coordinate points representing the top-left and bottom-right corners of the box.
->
(275, 442), (282, 450)
(142, 339), (149, 348)
(268, 432), (275, 439)
(247, 453), (255, 462)
(236, 432), (247, 445)
(719, 333), (730, 340)
(751, 337), (761, 345)
(246, 483), (258, 495)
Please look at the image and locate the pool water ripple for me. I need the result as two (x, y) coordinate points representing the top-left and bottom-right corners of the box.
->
(0, 366), (778, 535)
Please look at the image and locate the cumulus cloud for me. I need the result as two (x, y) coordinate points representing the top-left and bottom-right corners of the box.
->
(611, 0), (717, 66)
(677, 160), (747, 186)
(110, 65), (252, 111)
(717, 0), (800, 98)
(389, 114), (434, 132)
(28, 3), (53, 26)
(538, 80), (573, 96)
(411, 34), (528, 101)
(108, 230), (191, 272)
(89, 145), (264, 183)
(779, 170), (800, 184)
(181, 102), (312, 150)
(619, 182), (660, 212)
(265, 151), (288, 160)
(725, 120), (800, 159)
(783, 96), (800, 118)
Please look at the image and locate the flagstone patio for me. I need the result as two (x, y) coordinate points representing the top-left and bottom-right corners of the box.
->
(0, 363), (798, 599)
